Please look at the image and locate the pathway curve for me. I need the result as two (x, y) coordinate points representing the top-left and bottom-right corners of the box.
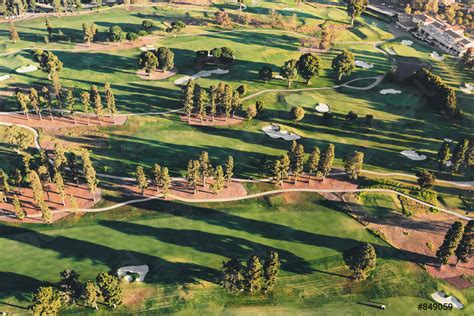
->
(1, 187), (469, 221)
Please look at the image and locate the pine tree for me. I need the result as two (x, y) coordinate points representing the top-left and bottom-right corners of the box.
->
(209, 86), (218, 122)
(80, 91), (91, 125)
(212, 165), (225, 195)
(29, 87), (42, 120)
(82, 281), (99, 310)
(416, 169), (436, 189)
(41, 86), (54, 121)
(263, 251), (281, 293)
(12, 194), (25, 220)
(151, 163), (162, 192)
(231, 90), (241, 118)
(344, 150), (364, 180)
(347, 0), (368, 26)
(195, 85), (208, 123)
(82, 23), (97, 47)
(67, 152), (80, 186)
(455, 221), (472, 264)
(307, 146), (320, 183)
(40, 200), (52, 223)
(186, 160), (200, 194)
(59, 269), (82, 304)
(28, 170), (44, 205)
(199, 151), (211, 189)
(53, 170), (66, 205)
(17, 91), (30, 120)
(343, 242), (376, 281)
(13, 168), (23, 194)
(280, 59), (298, 87)
(9, 21), (20, 43)
(104, 83), (117, 123)
(161, 167), (171, 198)
(221, 258), (243, 295)
(273, 154), (290, 186)
(0, 169), (10, 196)
(65, 88), (76, 124)
(96, 272), (122, 308)
(53, 143), (67, 173)
(437, 141), (451, 171)
(451, 139), (469, 173)
(28, 286), (62, 315)
(225, 155), (234, 187)
(82, 151), (99, 202)
(318, 143), (335, 180)
(51, 71), (62, 106)
(223, 84), (233, 121)
(437, 221), (465, 265)
(183, 79), (195, 122)
(245, 255), (263, 293)
(293, 144), (305, 183)
(90, 85), (103, 124)
(135, 166), (148, 195)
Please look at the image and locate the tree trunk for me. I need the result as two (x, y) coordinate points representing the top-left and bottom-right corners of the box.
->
(351, 16), (355, 27)
(92, 192), (96, 202)
(38, 111), (42, 120)
(25, 111), (29, 120)
(73, 113), (77, 125)
(287, 80), (291, 88)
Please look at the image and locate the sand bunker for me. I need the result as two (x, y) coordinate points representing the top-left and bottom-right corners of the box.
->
(355, 60), (374, 69)
(15, 65), (38, 73)
(400, 150), (427, 161)
(174, 68), (229, 85)
(139, 45), (156, 52)
(380, 89), (401, 94)
(283, 8), (301, 11)
(443, 138), (452, 143)
(431, 292), (463, 309)
(460, 83), (472, 94)
(445, 160), (452, 167)
(431, 51), (444, 61)
(0, 74), (11, 81)
(315, 103), (330, 113)
(117, 265), (149, 282)
(262, 125), (301, 141)
(402, 40), (413, 46)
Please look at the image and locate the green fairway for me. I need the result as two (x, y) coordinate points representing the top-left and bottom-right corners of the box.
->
(0, 193), (455, 314)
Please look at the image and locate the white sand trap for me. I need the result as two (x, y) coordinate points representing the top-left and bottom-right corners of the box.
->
(380, 89), (401, 95)
(139, 45), (156, 52)
(315, 103), (330, 113)
(445, 160), (452, 167)
(401, 40), (413, 46)
(273, 74), (284, 80)
(386, 48), (396, 55)
(460, 83), (473, 94)
(15, 65), (38, 73)
(355, 60), (374, 69)
(174, 68), (229, 85)
(262, 125), (301, 141)
(117, 265), (149, 282)
(431, 292), (464, 309)
(283, 8), (301, 11)
(443, 138), (452, 143)
(0, 74), (11, 81)
(431, 51), (444, 61)
(400, 150), (427, 161)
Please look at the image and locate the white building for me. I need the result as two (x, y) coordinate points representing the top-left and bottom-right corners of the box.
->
(412, 14), (474, 56)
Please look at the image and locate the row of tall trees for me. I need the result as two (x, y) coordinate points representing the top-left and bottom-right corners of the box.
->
(221, 251), (281, 295)
(135, 163), (171, 197)
(186, 152), (234, 195)
(29, 269), (122, 314)
(437, 138), (473, 174)
(182, 80), (246, 123)
(260, 50), (355, 87)
(436, 220), (472, 265)
(414, 68), (459, 118)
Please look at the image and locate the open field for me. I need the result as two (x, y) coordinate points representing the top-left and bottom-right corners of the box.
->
(0, 193), (468, 314)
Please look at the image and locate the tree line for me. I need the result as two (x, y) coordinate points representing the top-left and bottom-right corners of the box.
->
(436, 220), (472, 266)
(272, 140), (364, 185)
(181, 80), (247, 123)
(137, 46), (174, 75)
(2, 135), (98, 222)
(259, 49), (356, 88)
(29, 268), (122, 315)
(437, 138), (473, 176)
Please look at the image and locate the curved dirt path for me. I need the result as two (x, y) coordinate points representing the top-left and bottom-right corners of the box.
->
(2, 187), (469, 221)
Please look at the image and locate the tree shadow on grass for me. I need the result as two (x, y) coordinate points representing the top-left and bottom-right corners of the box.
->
(99, 221), (314, 274)
(0, 226), (220, 290)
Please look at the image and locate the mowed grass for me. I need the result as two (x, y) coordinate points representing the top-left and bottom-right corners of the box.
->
(0, 194), (449, 314)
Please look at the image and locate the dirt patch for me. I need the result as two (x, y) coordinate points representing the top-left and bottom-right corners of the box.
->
(41, 126), (109, 152)
(73, 35), (161, 52)
(0, 112), (127, 130)
(137, 68), (178, 80)
(111, 177), (247, 202)
(180, 114), (244, 126)
(0, 184), (100, 223)
(344, 195), (473, 287)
